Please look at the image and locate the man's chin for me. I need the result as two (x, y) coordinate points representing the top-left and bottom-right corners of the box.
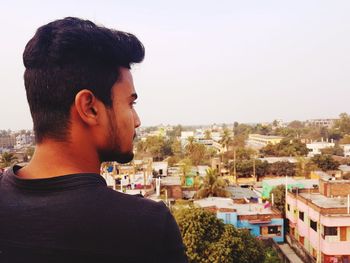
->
(99, 150), (134, 164)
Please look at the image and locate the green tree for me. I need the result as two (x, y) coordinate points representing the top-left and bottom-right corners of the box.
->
(220, 128), (233, 152)
(321, 145), (344, 156)
(269, 161), (296, 177)
(311, 154), (340, 171)
(173, 207), (266, 263)
(269, 185), (286, 216)
(288, 120), (304, 129)
(263, 247), (281, 263)
(296, 156), (318, 178)
(196, 168), (231, 198)
(1, 152), (18, 168)
(260, 139), (308, 157)
(334, 113), (350, 135)
(204, 130), (212, 140)
(188, 143), (207, 166)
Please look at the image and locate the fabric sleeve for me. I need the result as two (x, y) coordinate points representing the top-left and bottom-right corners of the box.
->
(159, 205), (188, 263)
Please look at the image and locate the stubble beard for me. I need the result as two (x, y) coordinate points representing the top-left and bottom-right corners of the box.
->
(98, 109), (134, 164)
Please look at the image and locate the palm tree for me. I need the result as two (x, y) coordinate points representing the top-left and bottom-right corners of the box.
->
(196, 168), (231, 199)
(220, 128), (232, 152)
(185, 136), (196, 155)
(204, 130), (212, 140)
(1, 152), (18, 168)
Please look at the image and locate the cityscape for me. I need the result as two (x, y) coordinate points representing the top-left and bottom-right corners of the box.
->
(1, 113), (350, 262)
(1, 1), (350, 262)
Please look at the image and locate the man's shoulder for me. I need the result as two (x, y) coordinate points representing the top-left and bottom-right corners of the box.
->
(93, 187), (170, 223)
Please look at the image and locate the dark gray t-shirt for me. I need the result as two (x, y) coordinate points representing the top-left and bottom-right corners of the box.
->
(0, 166), (187, 263)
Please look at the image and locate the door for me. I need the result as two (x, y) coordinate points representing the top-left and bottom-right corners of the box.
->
(340, 227), (347, 241)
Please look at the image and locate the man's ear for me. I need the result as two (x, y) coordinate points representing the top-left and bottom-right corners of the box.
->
(74, 89), (99, 126)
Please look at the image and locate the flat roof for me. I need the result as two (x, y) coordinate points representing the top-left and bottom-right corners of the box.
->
(194, 197), (277, 215)
(263, 178), (319, 188)
(299, 192), (350, 209)
(226, 186), (258, 199)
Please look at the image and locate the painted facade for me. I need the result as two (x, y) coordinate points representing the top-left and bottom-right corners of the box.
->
(286, 190), (350, 263)
(195, 197), (284, 243)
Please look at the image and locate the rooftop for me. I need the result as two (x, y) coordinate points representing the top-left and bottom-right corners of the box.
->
(263, 178), (319, 188)
(258, 157), (298, 164)
(194, 197), (277, 215)
(226, 186), (259, 200)
(299, 192), (350, 209)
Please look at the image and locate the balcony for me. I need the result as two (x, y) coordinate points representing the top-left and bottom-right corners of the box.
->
(321, 239), (350, 255)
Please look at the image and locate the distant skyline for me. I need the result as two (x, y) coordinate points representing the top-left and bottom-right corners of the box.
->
(1, 1), (349, 130)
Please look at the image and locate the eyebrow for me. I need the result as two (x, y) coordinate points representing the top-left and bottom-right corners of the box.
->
(131, 93), (138, 100)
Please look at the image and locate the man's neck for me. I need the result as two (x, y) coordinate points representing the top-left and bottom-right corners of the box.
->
(17, 141), (101, 179)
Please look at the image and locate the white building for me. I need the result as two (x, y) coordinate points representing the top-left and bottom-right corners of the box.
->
(306, 141), (335, 157)
(246, 134), (284, 150)
(152, 161), (168, 176)
(340, 144), (350, 157)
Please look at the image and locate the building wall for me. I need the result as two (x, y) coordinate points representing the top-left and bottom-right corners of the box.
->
(217, 211), (284, 242)
(287, 192), (350, 261)
(217, 211), (238, 226)
(237, 218), (284, 243)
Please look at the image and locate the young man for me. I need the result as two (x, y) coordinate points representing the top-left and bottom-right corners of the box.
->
(0, 17), (188, 263)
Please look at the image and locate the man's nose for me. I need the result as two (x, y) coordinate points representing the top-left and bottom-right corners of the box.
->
(134, 110), (141, 128)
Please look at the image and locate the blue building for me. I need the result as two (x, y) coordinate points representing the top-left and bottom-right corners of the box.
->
(195, 197), (284, 243)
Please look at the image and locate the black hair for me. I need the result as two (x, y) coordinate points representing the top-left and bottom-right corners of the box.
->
(23, 17), (145, 143)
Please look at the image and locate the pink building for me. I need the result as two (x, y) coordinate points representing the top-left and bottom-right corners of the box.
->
(286, 176), (350, 263)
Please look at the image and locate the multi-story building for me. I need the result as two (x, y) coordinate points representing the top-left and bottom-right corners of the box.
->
(195, 197), (284, 243)
(286, 175), (350, 263)
(340, 144), (350, 158)
(307, 141), (335, 157)
(0, 135), (16, 149)
(306, 119), (337, 129)
(246, 134), (284, 150)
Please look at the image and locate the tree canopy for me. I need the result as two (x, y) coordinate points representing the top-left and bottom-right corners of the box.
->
(173, 207), (266, 263)
(196, 168), (231, 199)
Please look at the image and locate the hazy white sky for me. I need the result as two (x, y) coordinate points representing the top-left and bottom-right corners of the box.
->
(0, 0), (349, 130)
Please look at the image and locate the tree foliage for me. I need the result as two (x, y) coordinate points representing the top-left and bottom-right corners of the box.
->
(260, 139), (309, 157)
(269, 161), (296, 177)
(196, 168), (231, 199)
(173, 207), (266, 263)
(311, 154), (340, 171)
(269, 185), (286, 216)
(0, 152), (18, 168)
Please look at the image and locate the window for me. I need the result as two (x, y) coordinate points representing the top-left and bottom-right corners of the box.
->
(225, 213), (231, 224)
(267, 225), (281, 236)
(287, 204), (290, 211)
(310, 219), (317, 232)
(324, 226), (337, 236)
(299, 211), (304, 221)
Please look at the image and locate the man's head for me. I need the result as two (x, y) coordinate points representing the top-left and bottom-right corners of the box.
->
(23, 17), (144, 163)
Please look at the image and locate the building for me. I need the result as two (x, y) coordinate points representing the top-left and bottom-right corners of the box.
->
(195, 197), (284, 243)
(226, 186), (259, 203)
(262, 178), (319, 198)
(152, 161), (168, 176)
(340, 144), (350, 158)
(307, 141), (335, 157)
(0, 135), (16, 149)
(160, 176), (182, 200)
(306, 119), (337, 129)
(246, 134), (284, 150)
(15, 133), (34, 149)
(258, 157), (298, 164)
(286, 176), (350, 263)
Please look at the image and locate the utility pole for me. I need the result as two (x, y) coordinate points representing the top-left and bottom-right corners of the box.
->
(233, 148), (237, 183)
(253, 155), (256, 180)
